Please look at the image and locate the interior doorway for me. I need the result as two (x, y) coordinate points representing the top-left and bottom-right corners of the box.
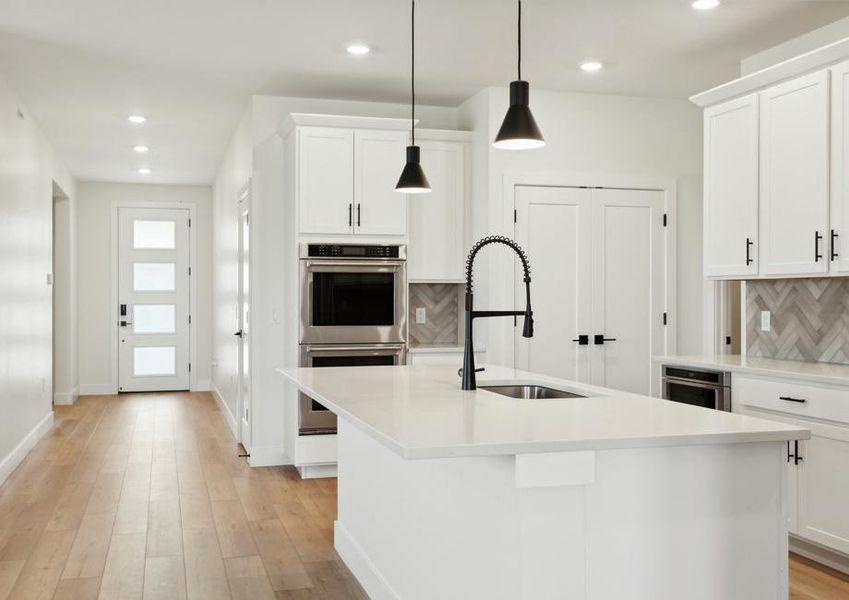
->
(236, 185), (252, 450)
(52, 181), (74, 405)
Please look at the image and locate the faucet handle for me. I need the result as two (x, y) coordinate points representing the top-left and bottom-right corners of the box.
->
(458, 367), (485, 378)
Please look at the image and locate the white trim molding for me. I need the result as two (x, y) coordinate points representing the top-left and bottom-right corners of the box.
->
(79, 383), (116, 396)
(248, 446), (292, 468)
(335, 520), (401, 600)
(53, 386), (79, 406)
(0, 411), (54, 486)
(212, 383), (238, 440)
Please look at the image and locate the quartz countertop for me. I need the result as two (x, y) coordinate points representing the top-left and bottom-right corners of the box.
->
(277, 364), (808, 459)
(655, 354), (849, 386)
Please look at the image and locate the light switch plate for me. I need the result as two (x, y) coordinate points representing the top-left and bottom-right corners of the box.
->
(760, 310), (771, 332)
(415, 307), (426, 324)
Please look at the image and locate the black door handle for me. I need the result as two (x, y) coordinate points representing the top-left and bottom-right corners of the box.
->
(572, 335), (589, 345)
(357, 203), (361, 227)
(594, 335), (617, 345)
(234, 330), (244, 338)
(120, 321), (133, 327)
(348, 204), (352, 227)
(815, 231), (823, 262)
(831, 229), (839, 261)
(746, 238), (754, 266)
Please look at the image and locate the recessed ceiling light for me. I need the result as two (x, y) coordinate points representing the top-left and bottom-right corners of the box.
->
(133, 145), (149, 154)
(137, 167), (151, 175)
(580, 61), (604, 72)
(346, 43), (370, 55)
(128, 114), (146, 124)
(692, 0), (719, 10)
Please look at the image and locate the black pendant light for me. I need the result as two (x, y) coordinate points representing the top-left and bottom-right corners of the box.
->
(493, 0), (545, 150)
(395, 0), (431, 193)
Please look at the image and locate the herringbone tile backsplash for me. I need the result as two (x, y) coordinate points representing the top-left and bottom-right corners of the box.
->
(746, 278), (849, 364)
(409, 283), (462, 346)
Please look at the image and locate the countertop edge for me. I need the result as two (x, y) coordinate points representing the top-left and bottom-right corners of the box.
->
(654, 355), (849, 387)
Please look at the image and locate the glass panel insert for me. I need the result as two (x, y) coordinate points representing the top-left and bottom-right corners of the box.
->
(134, 220), (176, 249)
(133, 304), (176, 334)
(133, 263), (176, 291)
(133, 346), (176, 376)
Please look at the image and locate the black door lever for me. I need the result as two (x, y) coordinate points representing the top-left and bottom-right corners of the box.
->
(572, 335), (589, 345)
(234, 330), (244, 338)
(594, 334), (617, 345)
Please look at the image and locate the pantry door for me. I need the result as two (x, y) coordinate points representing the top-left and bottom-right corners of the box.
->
(118, 207), (191, 392)
(514, 185), (592, 382)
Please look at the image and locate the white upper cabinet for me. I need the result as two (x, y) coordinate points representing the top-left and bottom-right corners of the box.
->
(298, 127), (355, 235)
(830, 60), (849, 273)
(354, 129), (408, 236)
(759, 70), (830, 276)
(703, 94), (759, 277)
(407, 140), (468, 281)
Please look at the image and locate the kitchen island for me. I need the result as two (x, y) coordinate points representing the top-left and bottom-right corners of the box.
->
(278, 364), (809, 600)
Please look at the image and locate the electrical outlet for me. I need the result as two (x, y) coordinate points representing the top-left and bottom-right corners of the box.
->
(760, 310), (771, 332)
(415, 307), (426, 324)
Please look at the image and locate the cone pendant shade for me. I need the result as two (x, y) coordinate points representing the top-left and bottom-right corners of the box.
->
(396, 145), (431, 193)
(493, 80), (545, 149)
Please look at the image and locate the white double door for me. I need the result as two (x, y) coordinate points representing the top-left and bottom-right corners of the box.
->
(515, 185), (666, 395)
(118, 207), (191, 392)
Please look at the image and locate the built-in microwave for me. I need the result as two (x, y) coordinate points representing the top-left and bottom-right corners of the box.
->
(661, 365), (732, 412)
(298, 343), (407, 435)
(299, 243), (408, 345)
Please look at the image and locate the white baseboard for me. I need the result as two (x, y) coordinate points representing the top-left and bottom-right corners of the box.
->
(211, 383), (238, 440)
(790, 536), (849, 576)
(296, 464), (337, 479)
(249, 446), (291, 467)
(53, 386), (79, 406)
(79, 383), (115, 396)
(194, 379), (211, 392)
(335, 520), (399, 600)
(0, 411), (54, 486)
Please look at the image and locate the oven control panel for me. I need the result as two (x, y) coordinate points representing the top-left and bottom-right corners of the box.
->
(306, 244), (401, 258)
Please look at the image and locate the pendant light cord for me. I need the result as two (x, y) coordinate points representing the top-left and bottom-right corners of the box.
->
(517, 0), (522, 81)
(411, 0), (416, 146)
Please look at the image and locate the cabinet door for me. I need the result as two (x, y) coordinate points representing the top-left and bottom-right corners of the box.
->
(830, 60), (849, 273)
(298, 127), (354, 234)
(759, 71), (830, 276)
(354, 129), (407, 236)
(797, 419), (849, 554)
(408, 140), (466, 281)
(703, 94), (759, 277)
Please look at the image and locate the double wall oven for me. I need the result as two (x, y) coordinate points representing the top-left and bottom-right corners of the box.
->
(298, 243), (407, 434)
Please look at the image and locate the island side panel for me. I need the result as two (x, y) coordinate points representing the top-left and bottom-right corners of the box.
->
(334, 420), (788, 600)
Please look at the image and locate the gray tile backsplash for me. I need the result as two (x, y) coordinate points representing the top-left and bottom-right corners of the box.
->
(409, 283), (463, 346)
(746, 278), (849, 365)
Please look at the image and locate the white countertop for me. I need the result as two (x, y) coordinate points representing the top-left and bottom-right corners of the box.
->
(277, 364), (808, 459)
(655, 355), (849, 387)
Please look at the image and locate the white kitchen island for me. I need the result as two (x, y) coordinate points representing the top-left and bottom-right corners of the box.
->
(278, 364), (810, 600)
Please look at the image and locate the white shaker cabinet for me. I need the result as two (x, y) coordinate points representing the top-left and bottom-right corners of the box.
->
(759, 70), (830, 276)
(354, 129), (408, 236)
(830, 60), (849, 273)
(703, 94), (759, 277)
(298, 127), (356, 235)
(408, 139), (468, 281)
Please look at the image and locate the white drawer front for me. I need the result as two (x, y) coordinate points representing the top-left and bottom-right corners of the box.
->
(733, 374), (849, 424)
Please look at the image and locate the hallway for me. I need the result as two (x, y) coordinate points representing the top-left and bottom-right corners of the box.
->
(0, 392), (365, 599)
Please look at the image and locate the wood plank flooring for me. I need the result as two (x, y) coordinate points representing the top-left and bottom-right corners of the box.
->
(0, 392), (366, 600)
(0, 391), (847, 599)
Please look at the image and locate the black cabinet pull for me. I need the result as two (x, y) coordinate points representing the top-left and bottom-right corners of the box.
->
(787, 441), (793, 464)
(571, 335), (589, 345)
(831, 229), (839, 261)
(815, 231), (823, 262)
(779, 395), (806, 404)
(357, 203), (361, 227)
(794, 440), (803, 465)
(594, 334), (617, 345)
(348, 203), (352, 227)
(746, 237), (754, 266)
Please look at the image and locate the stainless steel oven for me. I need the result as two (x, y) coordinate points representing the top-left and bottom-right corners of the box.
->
(299, 243), (408, 345)
(661, 365), (731, 412)
(298, 343), (407, 435)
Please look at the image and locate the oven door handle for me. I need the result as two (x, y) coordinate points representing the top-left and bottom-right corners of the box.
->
(303, 344), (406, 354)
(661, 376), (726, 391)
(303, 259), (406, 269)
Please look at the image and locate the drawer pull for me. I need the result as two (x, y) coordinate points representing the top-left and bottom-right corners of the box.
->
(779, 396), (806, 404)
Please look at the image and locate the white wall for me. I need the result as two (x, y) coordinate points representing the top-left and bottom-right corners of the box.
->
(741, 15), (849, 76)
(77, 182), (213, 393)
(0, 73), (76, 483)
(459, 87), (704, 365)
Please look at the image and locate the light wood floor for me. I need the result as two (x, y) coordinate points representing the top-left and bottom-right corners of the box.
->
(1, 392), (848, 600)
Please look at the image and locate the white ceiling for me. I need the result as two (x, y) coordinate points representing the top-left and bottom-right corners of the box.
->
(1, 0), (848, 185)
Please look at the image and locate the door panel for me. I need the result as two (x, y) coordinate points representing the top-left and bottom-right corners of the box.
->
(830, 60), (849, 273)
(238, 207), (251, 449)
(355, 129), (407, 235)
(759, 71), (830, 276)
(514, 186), (592, 381)
(118, 207), (190, 392)
(591, 189), (665, 395)
(298, 127), (354, 234)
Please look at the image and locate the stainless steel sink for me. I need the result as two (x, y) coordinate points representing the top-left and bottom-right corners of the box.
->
(479, 385), (586, 400)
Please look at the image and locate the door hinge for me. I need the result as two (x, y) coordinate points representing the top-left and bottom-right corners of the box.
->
(662, 213), (668, 227)
(513, 209), (517, 224)
(188, 314), (192, 325)
(663, 312), (667, 326)
(188, 267), (192, 276)
(188, 362), (192, 372)
(725, 335), (732, 345)
(188, 218), (191, 227)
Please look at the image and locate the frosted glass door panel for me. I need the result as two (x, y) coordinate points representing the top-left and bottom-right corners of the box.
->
(133, 263), (176, 291)
(133, 346), (176, 376)
(133, 304), (176, 333)
(133, 220), (176, 249)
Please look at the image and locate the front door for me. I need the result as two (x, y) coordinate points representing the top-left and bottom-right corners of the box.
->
(118, 207), (191, 392)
